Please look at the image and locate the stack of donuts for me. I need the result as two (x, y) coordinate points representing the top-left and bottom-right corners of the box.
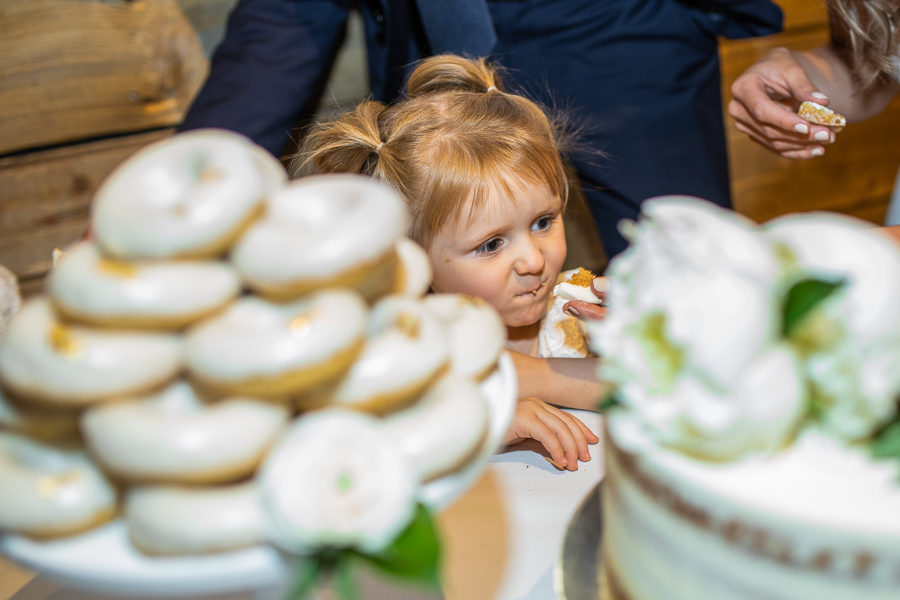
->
(0, 129), (507, 556)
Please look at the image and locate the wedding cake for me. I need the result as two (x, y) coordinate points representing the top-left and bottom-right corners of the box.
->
(589, 196), (900, 600)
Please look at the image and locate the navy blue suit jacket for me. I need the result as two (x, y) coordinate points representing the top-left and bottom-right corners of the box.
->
(180, 0), (782, 257)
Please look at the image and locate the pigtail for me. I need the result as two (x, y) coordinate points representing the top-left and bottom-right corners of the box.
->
(292, 101), (389, 177)
(407, 54), (503, 97)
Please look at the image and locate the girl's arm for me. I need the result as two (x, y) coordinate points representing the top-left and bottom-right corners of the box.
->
(508, 351), (609, 412)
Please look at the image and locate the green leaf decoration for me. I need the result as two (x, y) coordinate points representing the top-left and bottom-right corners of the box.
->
(284, 504), (440, 600)
(286, 557), (323, 600)
(357, 503), (442, 588)
(871, 416), (900, 460)
(334, 556), (361, 600)
(782, 278), (845, 337)
(598, 391), (622, 413)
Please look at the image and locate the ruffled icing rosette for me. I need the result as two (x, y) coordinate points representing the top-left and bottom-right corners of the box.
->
(258, 409), (417, 555)
(589, 197), (805, 459)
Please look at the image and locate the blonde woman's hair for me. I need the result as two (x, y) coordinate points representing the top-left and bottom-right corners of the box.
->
(294, 55), (570, 248)
(829, 0), (900, 89)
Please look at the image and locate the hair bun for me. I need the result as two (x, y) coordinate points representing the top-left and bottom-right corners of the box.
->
(406, 55), (501, 98)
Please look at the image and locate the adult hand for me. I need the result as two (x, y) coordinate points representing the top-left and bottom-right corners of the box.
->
(728, 47), (839, 159)
(503, 397), (599, 471)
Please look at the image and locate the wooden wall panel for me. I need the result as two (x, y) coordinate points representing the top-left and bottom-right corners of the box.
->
(0, 0), (206, 155)
(0, 130), (174, 287)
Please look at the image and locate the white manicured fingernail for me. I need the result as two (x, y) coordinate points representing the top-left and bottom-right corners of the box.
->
(812, 92), (829, 100)
(811, 147), (825, 156)
(794, 123), (809, 134)
(814, 130), (832, 142)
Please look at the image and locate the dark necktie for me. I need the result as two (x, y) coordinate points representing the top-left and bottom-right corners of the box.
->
(414, 0), (497, 57)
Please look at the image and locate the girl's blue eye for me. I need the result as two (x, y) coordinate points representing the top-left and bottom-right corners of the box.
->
(533, 215), (554, 232)
(475, 238), (503, 255)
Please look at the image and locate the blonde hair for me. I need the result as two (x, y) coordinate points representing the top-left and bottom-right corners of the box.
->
(829, 0), (900, 89)
(294, 55), (569, 248)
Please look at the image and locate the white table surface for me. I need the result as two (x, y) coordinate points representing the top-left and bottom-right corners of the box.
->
(439, 409), (605, 600)
(4, 409), (605, 600)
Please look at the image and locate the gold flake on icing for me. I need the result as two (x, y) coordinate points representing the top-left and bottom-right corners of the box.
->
(97, 259), (137, 278)
(48, 324), (81, 357)
(394, 313), (421, 339)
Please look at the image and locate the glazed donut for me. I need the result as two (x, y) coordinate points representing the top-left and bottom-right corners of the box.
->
(423, 294), (506, 380)
(92, 129), (283, 259)
(125, 481), (265, 554)
(0, 387), (80, 441)
(393, 237), (432, 298)
(0, 432), (117, 538)
(258, 409), (416, 554)
(186, 291), (367, 399)
(48, 242), (241, 330)
(81, 381), (289, 484)
(382, 375), (489, 481)
(316, 295), (449, 414)
(0, 297), (183, 407)
(231, 174), (408, 301)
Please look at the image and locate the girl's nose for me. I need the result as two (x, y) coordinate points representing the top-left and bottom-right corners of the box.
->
(514, 237), (545, 275)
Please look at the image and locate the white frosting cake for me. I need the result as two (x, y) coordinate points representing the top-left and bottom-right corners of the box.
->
(589, 196), (900, 600)
(602, 411), (900, 600)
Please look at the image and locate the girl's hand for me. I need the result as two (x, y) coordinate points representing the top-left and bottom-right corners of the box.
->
(563, 276), (607, 320)
(503, 397), (599, 471)
(728, 47), (838, 159)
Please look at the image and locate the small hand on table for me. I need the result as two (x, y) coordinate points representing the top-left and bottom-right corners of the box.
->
(504, 397), (599, 471)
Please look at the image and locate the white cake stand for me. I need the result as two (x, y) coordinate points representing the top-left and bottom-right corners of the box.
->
(0, 354), (518, 597)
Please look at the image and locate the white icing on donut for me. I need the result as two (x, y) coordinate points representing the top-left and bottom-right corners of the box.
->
(382, 375), (488, 481)
(48, 242), (241, 328)
(92, 129), (278, 259)
(393, 237), (432, 297)
(552, 268), (606, 304)
(0, 432), (117, 537)
(185, 291), (367, 395)
(81, 381), (289, 483)
(328, 295), (449, 411)
(231, 174), (408, 292)
(125, 481), (265, 554)
(258, 409), (416, 554)
(0, 297), (183, 405)
(423, 294), (506, 379)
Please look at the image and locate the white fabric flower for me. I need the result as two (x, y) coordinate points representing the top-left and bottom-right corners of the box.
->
(766, 213), (900, 439)
(258, 409), (416, 554)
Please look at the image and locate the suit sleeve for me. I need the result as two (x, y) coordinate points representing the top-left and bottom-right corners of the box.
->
(179, 0), (352, 156)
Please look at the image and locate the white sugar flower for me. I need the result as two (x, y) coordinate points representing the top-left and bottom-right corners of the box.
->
(258, 409), (416, 554)
(590, 196), (805, 459)
(766, 213), (900, 439)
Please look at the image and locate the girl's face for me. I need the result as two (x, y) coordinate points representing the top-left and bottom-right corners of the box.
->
(426, 179), (567, 328)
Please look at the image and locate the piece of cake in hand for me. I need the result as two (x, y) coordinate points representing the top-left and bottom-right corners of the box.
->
(552, 267), (605, 304)
(797, 100), (846, 126)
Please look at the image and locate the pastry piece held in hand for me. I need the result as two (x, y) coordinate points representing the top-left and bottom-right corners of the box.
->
(798, 101), (846, 126)
(552, 267), (604, 304)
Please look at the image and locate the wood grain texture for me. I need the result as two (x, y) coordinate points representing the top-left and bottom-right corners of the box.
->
(0, 0), (206, 155)
(0, 130), (173, 283)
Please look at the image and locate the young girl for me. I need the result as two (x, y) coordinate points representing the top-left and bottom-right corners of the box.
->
(296, 55), (605, 470)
